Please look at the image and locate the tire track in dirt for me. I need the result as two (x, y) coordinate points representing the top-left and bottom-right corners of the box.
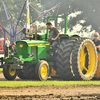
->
(0, 85), (100, 100)
(0, 73), (100, 99)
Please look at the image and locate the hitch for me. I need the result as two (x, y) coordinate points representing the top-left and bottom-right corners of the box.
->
(0, 57), (24, 69)
(13, 57), (24, 64)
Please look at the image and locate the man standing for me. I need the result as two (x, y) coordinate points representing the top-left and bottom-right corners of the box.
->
(5, 38), (10, 57)
(46, 22), (60, 58)
(93, 32), (100, 53)
(5, 38), (10, 48)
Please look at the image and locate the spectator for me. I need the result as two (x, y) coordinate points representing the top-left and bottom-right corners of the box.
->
(93, 32), (100, 53)
(5, 38), (10, 48)
(5, 38), (10, 57)
(10, 42), (17, 55)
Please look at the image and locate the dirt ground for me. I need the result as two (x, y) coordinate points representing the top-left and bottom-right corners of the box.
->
(0, 73), (100, 100)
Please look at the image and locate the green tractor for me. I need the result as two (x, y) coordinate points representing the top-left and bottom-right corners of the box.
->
(0, 16), (98, 81)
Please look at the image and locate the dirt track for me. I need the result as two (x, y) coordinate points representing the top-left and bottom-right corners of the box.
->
(0, 73), (100, 100)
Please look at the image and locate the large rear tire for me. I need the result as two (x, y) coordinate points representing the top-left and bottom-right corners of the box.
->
(3, 64), (17, 80)
(55, 38), (78, 80)
(18, 65), (35, 79)
(72, 39), (97, 80)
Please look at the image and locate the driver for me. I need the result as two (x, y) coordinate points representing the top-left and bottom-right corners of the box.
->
(46, 22), (60, 58)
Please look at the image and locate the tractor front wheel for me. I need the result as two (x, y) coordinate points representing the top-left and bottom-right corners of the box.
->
(3, 64), (17, 80)
(35, 60), (49, 81)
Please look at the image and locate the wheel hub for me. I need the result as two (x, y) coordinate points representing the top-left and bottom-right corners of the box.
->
(41, 65), (47, 77)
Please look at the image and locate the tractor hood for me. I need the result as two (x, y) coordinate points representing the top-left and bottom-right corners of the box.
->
(16, 40), (50, 47)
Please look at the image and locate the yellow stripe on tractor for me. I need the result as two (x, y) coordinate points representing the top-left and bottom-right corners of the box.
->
(29, 44), (50, 47)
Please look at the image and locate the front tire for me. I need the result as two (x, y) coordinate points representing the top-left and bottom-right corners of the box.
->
(3, 64), (17, 80)
(35, 60), (49, 81)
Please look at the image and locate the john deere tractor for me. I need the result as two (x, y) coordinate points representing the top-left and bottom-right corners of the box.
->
(0, 16), (98, 81)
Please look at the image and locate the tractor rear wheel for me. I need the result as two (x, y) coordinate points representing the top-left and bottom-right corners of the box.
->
(55, 38), (78, 80)
(72, 39), (97, 80)
(17, 69), (26, 79)
(18, 65), (35, 79)
(3, 64), (17, 80)
(35, 60), (49, 81)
